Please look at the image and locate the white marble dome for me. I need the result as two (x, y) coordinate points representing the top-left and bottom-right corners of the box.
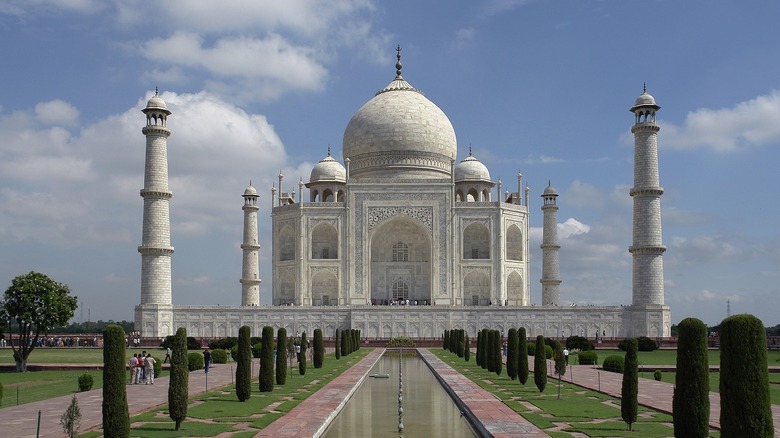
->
(310, 153), (346, 183)
(243, 185), (257, 196)
(146, 94), (168, 111)
(454, 153), (491, 182)
(342, 73), (457, 179)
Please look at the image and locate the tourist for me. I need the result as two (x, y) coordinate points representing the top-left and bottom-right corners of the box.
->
(563, 347), (569, 365)
(203, 348), (212, 374)
(140, 350), (147, 381)
(128, 354), (138, 384)
(163, 347), (171, 363)
(145, 354), (155, 384)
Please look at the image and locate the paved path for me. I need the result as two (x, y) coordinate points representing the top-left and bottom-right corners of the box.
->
(0, 360), (241, 438)
(418, 349), (547, 437)
(530, 359), (780, 437)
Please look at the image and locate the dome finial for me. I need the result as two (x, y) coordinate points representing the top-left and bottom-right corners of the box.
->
(395, 44), (403, 78)
(643, 82), (647, 94)
(155, 86), (159, 96)
(327, 144), (331, 157)
(469, 144), (473, 156)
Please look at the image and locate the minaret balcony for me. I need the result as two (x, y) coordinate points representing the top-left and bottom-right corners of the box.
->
(138, 245), (174, 255)
(140, 189), (173, 199)
(628, 245), (666, 255)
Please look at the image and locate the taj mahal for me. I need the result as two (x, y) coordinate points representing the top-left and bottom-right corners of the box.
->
(135, 50), (671, 340)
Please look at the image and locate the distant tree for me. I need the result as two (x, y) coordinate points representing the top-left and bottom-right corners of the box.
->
(507, 328), (518, 380)
(168, 327), (188, 430)
(236, 326), (252, 402)
(101, 325), (129, 437)
(1, 272), (78, 371)
(534, 335), (547, 392)
(340, 329), (348, 357)
(480, 329), (489, 370)
(565, 335), (594, 351)
(621, 338), (638, 431)
(673, 318), (709, 438)
(464, 334), (470, 361)
(313, 329), (324, 368)
(276, 328), (287, 385)
(493, 330), (502, 376)
(720, 314), (773, 437)
(299, 331), (307, 376)
(518, 328), (529, 385)
(443, 330), (449, 351)
(259, 326), (274, 392)
(335, 329), (341, 360)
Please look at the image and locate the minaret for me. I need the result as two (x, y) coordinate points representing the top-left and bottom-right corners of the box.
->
(138, 90), (174, 308)
(629, 86), (666, 307)
(540, 182), (561, 306)
(240, 183), (261, 306)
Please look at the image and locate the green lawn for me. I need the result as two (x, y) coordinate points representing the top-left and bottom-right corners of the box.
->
(0, 347), (170, 364)
(78, 348), (374, 437)
(575, 348), (780, 366)
(431, 348), (722, 438)
(656, 371), (780, 405)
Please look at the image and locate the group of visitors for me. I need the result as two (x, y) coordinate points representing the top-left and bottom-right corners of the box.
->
(128, 350), (156, 385)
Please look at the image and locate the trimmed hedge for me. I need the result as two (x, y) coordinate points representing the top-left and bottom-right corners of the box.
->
(506, 328), (518, 380)
(313, 329), (324, 368)
(720, 314), (773, 437)
(673, 318), (709, 437)
(102, 325), (129, 437)
(299, 331), (307, 376)
(78, 373), (94, 392)
(210, 349), (228, 364)
(565, 335), (594, 351)
(259, 326), (274, 392)
(603, 355), (624, 373)
(168, 327), (188, 431)
(621, 338), (638, 431)
(577, 350), (598, 365)
(654, 370), (663, 381)
(387, 337), (415, 347)
(618, 336), (658, 352)
(534, 335), (547, 392)
(517, 327), (529, 385)
(187, 352), (204, 371)
(236, 326), (252, 402)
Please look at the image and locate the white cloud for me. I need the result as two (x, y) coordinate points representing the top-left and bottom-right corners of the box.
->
(35, 99), (80, 126)
(661, 90), (780, 153)
(558, 218), (589, 238)
(482, 0), (536, 17)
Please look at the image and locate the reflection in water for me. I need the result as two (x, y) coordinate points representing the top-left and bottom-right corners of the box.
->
(324, 351), (476, 438)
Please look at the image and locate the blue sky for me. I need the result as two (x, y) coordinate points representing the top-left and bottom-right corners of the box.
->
(1, 0), (778, 327)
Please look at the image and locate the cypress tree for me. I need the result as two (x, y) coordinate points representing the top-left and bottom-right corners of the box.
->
(102, 325), (129, 437)
(335, 329), (341, 360)
(621, 338), (638, 431)
(720, 314), (773, 437)
(299, 331), (307, 376)
(480, 329), (489, 369)
(168, 327), (188, 430)
(534, 335), (547, 392)
(443, 330), (449, 351)
(673, 317), (709, 438)
(554, 340), (566, 377)
(235, 326), (252, 402)
(518, 328), (529, 385)
(313, 329), (324, 368)
(353, 329), (359, 352)
(340, 329), (348, 357)
(457, 329), (464, 358)
(486, 330), (496, 372)
(475, 330), (482, 366)
(507, 328), (518, 380)
(493, 330), (502, 376)
(259, 326), (274, 392)
(464, 334), (470, 361)
(276, 328), (287, 385)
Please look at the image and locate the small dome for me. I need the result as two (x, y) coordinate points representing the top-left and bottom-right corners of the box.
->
(634, 92), (656, 107)
(454, 152), (491, 182)
(146, 95), (168, 111)
(309, 153), (346, 183)
(243, 185), (258, 197)
(542, 184), (558, 196)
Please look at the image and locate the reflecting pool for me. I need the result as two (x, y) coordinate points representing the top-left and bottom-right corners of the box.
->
(324, 351), (476, 437)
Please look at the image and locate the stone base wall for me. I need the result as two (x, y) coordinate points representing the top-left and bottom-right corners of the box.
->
(137, 304), (671, 339)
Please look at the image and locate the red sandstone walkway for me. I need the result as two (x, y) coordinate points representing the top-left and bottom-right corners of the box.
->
(529, 359), (780, 437)
(0, 360), (240, 438)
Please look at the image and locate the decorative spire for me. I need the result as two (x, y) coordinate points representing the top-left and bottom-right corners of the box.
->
(469, 144), (473, 156)
(643, 82), (647, 94)
(249, 179), (252, 186)
(155, 86), (159, 96)
(395, 44), (403, 78)
(327, 145), (331, 157)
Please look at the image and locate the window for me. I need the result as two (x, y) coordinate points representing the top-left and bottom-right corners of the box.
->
(392, 242), (409, 262)
(321, 248), (329, 259)
(472, 295), (480, 306)
(322, 295), (330, 306)
(471, 248), (479, 259)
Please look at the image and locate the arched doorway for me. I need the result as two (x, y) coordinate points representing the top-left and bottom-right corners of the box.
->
(369, 216), (432, 305)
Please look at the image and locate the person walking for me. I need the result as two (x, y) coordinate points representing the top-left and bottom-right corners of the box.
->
(163, 347), (171, 364)
(145, 353), (156, 384)
(563, 347), (569, 365)
(203, 348), (212, 374)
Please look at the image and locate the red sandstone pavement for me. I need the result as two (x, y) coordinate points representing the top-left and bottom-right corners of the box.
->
(0, 360), (241, 438)
(529, 359), (780, 437)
